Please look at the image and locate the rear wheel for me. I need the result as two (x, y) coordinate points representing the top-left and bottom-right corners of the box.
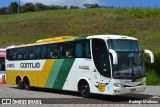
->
(80, 81), (90, 98)
(16, 77), (23, 89)
(23, 77), (31, 90)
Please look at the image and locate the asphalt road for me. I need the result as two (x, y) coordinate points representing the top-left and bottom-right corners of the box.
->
(0, 84), (160, 107)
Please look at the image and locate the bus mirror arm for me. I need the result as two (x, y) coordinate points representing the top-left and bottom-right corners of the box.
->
(144, 49), (154, 63)
(109, 49), (118, 65)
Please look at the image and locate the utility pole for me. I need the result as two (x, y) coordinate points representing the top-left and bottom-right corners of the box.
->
(17, 0), (20, 14)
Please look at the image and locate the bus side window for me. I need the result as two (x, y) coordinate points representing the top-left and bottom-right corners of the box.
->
(17, 48), (25, 60)
(47, 44), (53, 58)
(60, 44), (65, 58)
(65, 42), (75, 58)
(75, 40), (90, 58)
(42, 46), (47, 59)
(35, 46), (42, 59)
(75, 42), (82, 57)
(8, 49), (17, 60)
(26, 47), (35, 60)
(7, 49), (17, 60)
(52, 45), (60, 58)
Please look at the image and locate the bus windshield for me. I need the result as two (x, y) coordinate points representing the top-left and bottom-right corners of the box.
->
(112, 52), (145, 79)
(107, 39), (145, 79)
(108, 39), (141, 51)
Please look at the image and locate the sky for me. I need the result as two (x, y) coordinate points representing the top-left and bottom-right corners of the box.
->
(0, 0), (160, 8)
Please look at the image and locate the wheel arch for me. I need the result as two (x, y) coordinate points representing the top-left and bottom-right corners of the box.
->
(16, 75), (22, 83)
(77, 77), (91, 92)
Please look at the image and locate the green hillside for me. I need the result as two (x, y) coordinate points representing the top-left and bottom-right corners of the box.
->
(0, 8), (160, 51)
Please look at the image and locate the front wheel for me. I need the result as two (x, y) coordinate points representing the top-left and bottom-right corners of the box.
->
(23, 77), (31, 90)
(80, 81), (90, 98)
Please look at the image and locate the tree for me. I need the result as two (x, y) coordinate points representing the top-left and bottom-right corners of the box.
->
(21, 3), (35, 13)
(0, 7), (7, 15)
(7, 2), (18, 14)
(70, 6), (79, 9)
(50, 5), (68, 10)
(35, 3), (49, 11)
(83, 3), (101, 8)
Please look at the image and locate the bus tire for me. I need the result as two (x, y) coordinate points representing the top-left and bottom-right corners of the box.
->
(16, 76), (24, 89)
(23, 77), (31, 90)
(79, 80), (90, 98)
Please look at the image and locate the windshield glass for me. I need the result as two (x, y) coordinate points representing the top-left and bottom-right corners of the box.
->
(112, 52), (145, 79)
(108, 39), (141, 51)
(107, 39), (145, 79)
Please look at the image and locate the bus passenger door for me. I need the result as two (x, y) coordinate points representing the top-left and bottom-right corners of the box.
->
(92, 39), (111, 94)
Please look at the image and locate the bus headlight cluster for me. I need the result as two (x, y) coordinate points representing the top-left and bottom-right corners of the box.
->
(113, 83), (124, 87)
(141, 81), (146, 85)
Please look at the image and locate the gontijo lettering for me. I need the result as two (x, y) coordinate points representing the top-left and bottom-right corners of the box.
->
(20, 63), (40, 68)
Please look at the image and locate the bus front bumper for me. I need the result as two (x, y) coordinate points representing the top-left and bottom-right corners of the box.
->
(111, 85), (146, 95)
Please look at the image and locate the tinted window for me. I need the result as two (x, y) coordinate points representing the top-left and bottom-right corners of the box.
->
(26, 47), (35, 60)
(92, 39), (111, 78)
(75, 40), (90, 58)
(17, 48), (25, 60)
(6, 40), (91, 60)
(108, 39), (141, 51)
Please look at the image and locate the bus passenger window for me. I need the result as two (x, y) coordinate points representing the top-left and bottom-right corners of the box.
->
(64, 42), (75, 58)
(52, 49), (59, 58)
(75, 40), (90, 58)
(13, 53), (17, 60)
(66, 50), (73, 58)
(26, 47), (35, 60)
(35, 46), (42, 59)
(42, 46), (47, 59)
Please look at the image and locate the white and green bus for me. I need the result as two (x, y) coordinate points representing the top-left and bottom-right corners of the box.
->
(6, 35), (154, 97)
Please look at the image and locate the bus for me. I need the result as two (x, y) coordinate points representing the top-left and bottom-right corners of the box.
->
(6, 35), (154, 97)
(0, 49), (6, 81)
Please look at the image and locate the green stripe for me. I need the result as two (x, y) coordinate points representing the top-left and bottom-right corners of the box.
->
(65, 36), (87, 42)
(52, 58), (75, 89)
(45, 59), (64, 88)
(74, 36), (87, 41)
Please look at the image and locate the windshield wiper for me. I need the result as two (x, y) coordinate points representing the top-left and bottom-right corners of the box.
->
(133, 62), (142, 77)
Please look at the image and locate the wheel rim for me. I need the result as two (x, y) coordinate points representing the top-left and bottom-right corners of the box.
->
(81, 83), (89, 95)
(24, 78), (30, 88)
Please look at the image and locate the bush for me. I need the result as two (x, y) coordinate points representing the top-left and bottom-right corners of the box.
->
(144, 51), (160, 85)
(146, 69), (160, 85)
(145, 51), (160, 74)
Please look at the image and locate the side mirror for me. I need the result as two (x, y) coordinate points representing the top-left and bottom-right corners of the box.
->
(144, 49), (154, 63)
(109, 49), (118, 64)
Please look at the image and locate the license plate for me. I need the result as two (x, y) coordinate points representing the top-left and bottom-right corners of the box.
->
(130, 88), (136, 92)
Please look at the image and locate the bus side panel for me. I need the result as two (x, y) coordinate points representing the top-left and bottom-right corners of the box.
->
(37, 59), (55, 88)
(45, 59), (75, 90)
(6, 60), (53, 88)
(45, 59), (64, 88)
(6, 70), (38, 86)
(62, 58), (93, 91)
(6, 70), (14, 84)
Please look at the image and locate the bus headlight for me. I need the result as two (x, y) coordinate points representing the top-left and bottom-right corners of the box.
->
(113, 83), (124, 87)
(141, 81), (146, 85)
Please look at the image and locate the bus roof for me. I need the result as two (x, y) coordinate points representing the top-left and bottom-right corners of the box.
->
(6, 35), (137, 49)
(87, 35), (137, 40)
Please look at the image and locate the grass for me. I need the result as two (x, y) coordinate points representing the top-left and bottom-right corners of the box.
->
(146, 69), (160, 85)
(0, 8), (160, 51)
